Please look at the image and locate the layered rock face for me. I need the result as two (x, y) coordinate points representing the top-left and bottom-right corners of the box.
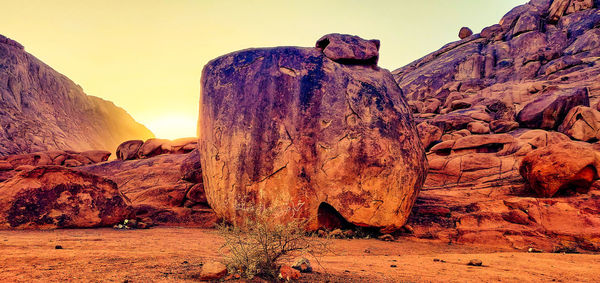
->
(392, 0), (600, 250)
(0, 166), (130, 229)
(0, 34), (154, 156)
(199, 34), (427, 232)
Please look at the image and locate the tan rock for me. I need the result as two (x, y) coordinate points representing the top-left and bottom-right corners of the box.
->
(196, 261), (227, 281)
(467, 121), (490, 134)
(558, 106), (600, 141)
(116, 140), (143, 160)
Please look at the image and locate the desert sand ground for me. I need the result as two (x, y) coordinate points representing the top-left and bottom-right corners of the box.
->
(1, 227), (599, 282)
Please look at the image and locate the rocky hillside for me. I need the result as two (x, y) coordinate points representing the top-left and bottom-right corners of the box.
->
(392, 0), (600, 251)
(0, 34), (153, 155)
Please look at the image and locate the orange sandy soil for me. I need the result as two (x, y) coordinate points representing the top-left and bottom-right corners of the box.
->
(0, 227), (599, 282)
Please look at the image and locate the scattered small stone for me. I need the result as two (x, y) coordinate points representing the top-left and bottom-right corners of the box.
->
(291, 257), (312, 273)
(343, 230), (355, 238)
(329, 229), (344, 238)
(433, 258), (446, 263)
(467, 259), (483, 266)
(317, 229), (327, 237)
(181, 261), (188, 264)
(195, 261), (227, 281)
(378, 234), (395, 241)
(364, 249), (371, 253)
(528, 247), (543, 253)
(390, 264), (397, 268)
(55, 245), (63, 250)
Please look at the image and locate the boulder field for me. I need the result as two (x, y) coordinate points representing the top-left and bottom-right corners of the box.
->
(0, 0), (600, 253)
(198, 33), (427, 232)
(0, 138), (214, 229)
(393, 0), (600, 251)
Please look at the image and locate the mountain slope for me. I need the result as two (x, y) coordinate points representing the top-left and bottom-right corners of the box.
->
(390, 0), (600, 250)
(0, 34), (153, 155)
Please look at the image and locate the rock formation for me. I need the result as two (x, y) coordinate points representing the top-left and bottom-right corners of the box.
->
(79, 149), (215, 227)
(391, 0), (600, 251)
(0, 150), (111, 182)
(115, 138), (197, 160)
(0, 34), (154, 156)
(198, 33), (427, 232)
(0, 166), (130, 229)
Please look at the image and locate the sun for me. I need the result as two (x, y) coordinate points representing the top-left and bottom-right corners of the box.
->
(144, 114), (198, 140)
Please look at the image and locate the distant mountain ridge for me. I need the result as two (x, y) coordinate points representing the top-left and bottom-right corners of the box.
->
(0, 34), (153, 155)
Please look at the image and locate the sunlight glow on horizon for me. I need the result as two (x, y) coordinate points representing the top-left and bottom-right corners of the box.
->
(0, 0), (528, 139)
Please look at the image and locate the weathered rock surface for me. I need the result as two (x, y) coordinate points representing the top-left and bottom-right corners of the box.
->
(0, 166), (130, 229)
(520, 142), (600, 197)
(0, 34), (153, 156)
(558, 106), (600, 141)
(199, 34), (427, 232)
(115, 138), (197, 160)
(79, 152), (215, 227)
(391, 0), (600, 251)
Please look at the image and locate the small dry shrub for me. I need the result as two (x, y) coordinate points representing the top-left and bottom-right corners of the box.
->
(218, 208), (322, 279)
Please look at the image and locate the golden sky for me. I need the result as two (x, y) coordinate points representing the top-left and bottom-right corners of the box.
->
(1, 0), (527, 139)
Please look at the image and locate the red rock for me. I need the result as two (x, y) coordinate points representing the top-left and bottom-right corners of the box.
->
(180, 149), (203, 183)
(196, 261), (227, 281)
(79, 153), (216, 227)
(116, 140), (143, 160)
(279, 264), (301, 281)
(489, 120), (519, 133)
(0, 161), (13, 171)
(199, 34), (427, 233)
(520, 142), (600, 197)
(459, 27), (473, 39)
(417, 122), (442, 149)
(0, 166), (131, 229)
(501, 209), (531, 225)
(517, 130), (571, 149)
(0, 34), (153, 156)
(316, 33), (379, 65)
(186, 184), (208, 205)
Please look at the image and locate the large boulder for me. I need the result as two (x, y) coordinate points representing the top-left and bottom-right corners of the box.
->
(0, 166), (131, 229)
(517, 88), (589, 129)
(519, 142), (600, 197)
(558, 106), (600, 141)
(198, 34), (427, 232)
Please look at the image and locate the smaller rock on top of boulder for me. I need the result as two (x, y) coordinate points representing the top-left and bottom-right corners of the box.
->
(459, 27), (473, 39)
(316, 33), (380, 65)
